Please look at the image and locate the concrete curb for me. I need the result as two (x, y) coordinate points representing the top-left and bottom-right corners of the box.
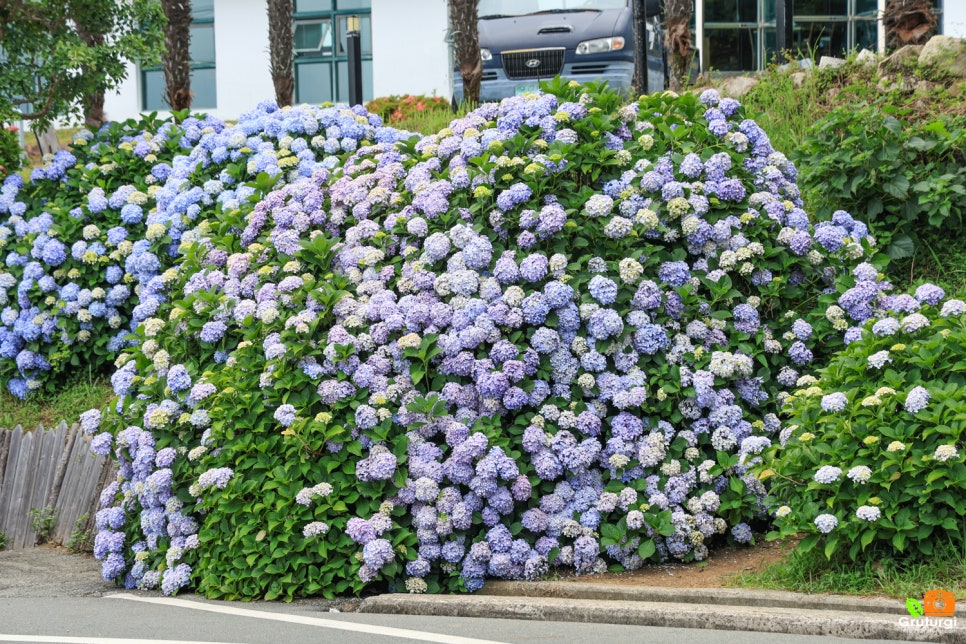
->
(359, 589), (966, 642)
(480, 581), (966, 617)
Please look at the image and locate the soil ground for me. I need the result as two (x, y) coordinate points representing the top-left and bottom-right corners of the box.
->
(551, 538), (796, 588)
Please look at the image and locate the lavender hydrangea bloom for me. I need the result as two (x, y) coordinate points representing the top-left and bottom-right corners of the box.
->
(904, 386), (930, 414)
(814, 514), (838, 534)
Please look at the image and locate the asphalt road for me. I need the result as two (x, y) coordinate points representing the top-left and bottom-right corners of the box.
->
(0, 595), (910, 644)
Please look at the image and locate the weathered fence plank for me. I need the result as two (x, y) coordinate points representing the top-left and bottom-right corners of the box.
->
(0, 423), (113, 550)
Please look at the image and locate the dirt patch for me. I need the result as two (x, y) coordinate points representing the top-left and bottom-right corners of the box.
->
(0, 544), (112, 597)
(552, 538), (796, 589)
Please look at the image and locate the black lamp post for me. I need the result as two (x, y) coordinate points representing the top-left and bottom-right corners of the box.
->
(775, 0), (794, 63)
(346, 15), (363, 106)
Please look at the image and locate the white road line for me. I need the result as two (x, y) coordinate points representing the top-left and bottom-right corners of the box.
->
(105, 593), (509, 644)
(0, 637), (238, 644)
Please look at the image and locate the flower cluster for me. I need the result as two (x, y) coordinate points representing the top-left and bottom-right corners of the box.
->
(0, 103), (402, 398)
(84, 82), (891, 598)
(763, 289), (966, 560)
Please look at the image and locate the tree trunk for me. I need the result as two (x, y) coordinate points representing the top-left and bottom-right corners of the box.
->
(883, 0), (937, 50)
(449, 0), (481, 105)
(72, 6), (107, 128)
(267, 0), (294, 107)
(161, 0), (193, 112)
(663, 0), (693, 92)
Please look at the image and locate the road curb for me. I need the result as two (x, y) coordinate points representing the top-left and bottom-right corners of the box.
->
(480, 581), (964, 617)
(359, 592), (966, 642)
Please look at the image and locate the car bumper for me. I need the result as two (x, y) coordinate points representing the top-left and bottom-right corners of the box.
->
(453, 60), (636, 102)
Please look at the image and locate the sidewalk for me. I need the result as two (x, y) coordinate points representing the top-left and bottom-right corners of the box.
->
(359, 581), (964, 643)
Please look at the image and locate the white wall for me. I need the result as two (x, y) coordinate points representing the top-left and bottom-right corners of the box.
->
(102, 62), (142, 124)
(103, 0), (275, 123)
(105, 1), (452, 123)
(945, 2), (966, 39)
(372, 0), (452, 100)
(214, 0), (274, 117)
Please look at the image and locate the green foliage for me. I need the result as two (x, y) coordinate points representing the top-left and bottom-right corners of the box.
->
(795, 100), (966, 260)
(28, 506), (56, 544)
(0, 530), (7, 550)
(760, 296), (966, 561)
(0, 125), (23, 177)
(0, 0), (165, 129)
(67, 513), (94, 553)
(364, 95), (451, 125)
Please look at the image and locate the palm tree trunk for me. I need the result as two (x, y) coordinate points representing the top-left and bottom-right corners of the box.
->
(663, 0), (693, 92)
(267, 0), (294, 107)
(449, 0), (481, 105)
(883, 0), (937, 49)
(161, 0), (193, 112)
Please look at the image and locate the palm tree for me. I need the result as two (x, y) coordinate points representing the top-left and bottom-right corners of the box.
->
(267, 0), (294, 107)
(449, 0), (481, 105)
(663, 0), (693, 91)
(160, 0), (192, 112)
(883, 0), (937, 50)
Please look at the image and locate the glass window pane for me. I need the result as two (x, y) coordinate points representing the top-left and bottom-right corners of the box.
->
(193, 0), (214, 21)
(295, 20), (333, 53)
(191, 68), (217, 108)
(296, 0), (333, 12)
(854, 19), (877, 50)
(336, 0), (371, 10)
(336, 59), (374, 103)
(792, 20), (848, 57)
(705, 28), (758, 71)
(190, 24), (216, 64)
(143, 69), (167, 111)
(337, 15), (372, 55)
(762, 27), (777, 66)
(706, 0), (738, 22)
(296, 61), (334, 103)
(855, 0), (877, 16)
(142, 68), (217, 110)
(705, 0), (757, 23)
(794, 0), (847, 16)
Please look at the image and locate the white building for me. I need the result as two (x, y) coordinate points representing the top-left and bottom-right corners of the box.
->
(103, 0), (961, 123)
(104, 0), (453, 123)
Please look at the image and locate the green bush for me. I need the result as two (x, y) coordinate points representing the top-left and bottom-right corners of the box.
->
(0, 125), (23, 177)
(760, 288), (966, 561)
(795, 101), (966, 260)
(364, 94), (450, 125)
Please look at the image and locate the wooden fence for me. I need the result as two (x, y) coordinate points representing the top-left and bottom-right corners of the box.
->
(0, 422), (116, 550)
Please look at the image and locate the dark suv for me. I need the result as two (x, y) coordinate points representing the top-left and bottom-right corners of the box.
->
(453, 0), (665, 102)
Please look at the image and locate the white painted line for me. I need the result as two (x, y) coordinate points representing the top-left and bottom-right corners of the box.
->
(0, 637), (238, 644)
(105, 593), (508, 644)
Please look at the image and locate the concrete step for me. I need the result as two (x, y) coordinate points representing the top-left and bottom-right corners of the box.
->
(359, 592), (965, 643)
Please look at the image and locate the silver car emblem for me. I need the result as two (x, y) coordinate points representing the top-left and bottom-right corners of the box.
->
(525, 58), (541, 68)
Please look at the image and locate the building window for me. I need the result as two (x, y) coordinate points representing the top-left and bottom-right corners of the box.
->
(294, 0), (373, 105)
(702, 0), (942, 73)
(141, 0), (217, 110)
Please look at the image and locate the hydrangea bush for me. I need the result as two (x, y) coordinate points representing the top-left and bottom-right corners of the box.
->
(81, 80), (894, 600)
(760, 286), (966, 560)
(0, 105), (402, 398)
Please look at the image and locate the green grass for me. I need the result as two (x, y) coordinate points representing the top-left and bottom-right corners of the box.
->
(728, 540), (966, 599)
(0, 373), (112, 430)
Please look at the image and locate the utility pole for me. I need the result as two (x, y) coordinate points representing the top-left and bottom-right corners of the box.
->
(633, 0), (649, 94)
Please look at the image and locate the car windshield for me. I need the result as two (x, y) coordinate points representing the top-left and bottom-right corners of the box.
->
(478, 0), (626, 19)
